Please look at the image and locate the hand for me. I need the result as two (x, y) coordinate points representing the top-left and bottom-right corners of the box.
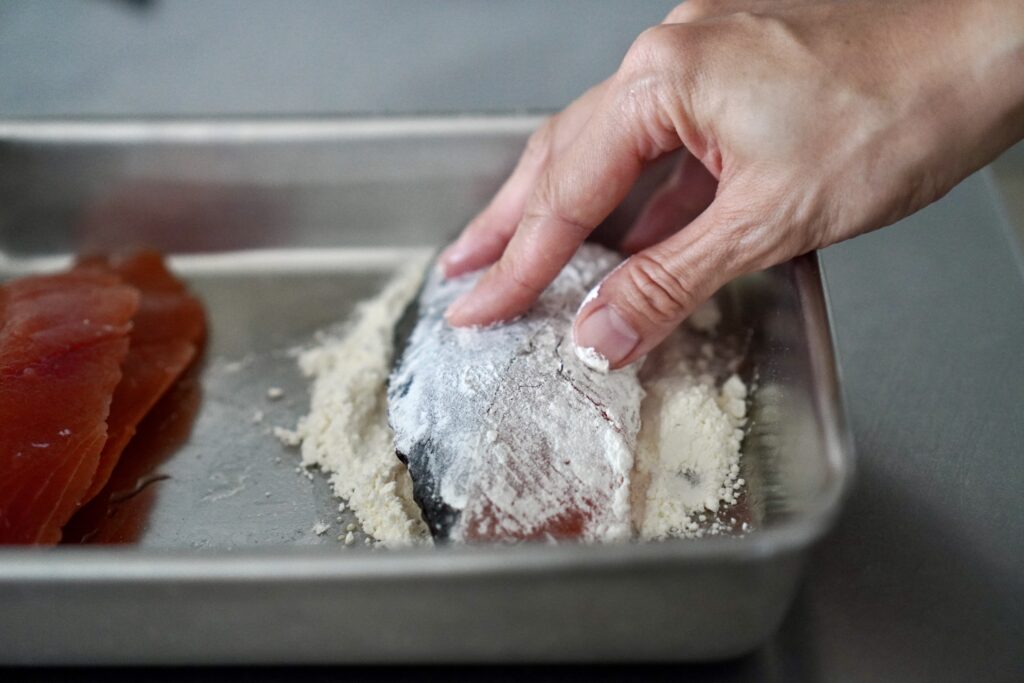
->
(440, 0), (1024, 369)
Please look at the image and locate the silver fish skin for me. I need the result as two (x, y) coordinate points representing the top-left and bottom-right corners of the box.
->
(387, 244), (644, 542)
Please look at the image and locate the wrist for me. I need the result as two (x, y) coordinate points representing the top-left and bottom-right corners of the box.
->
(938, 0), (1024, 160)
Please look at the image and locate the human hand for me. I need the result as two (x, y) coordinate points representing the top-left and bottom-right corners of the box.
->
(441, 0), (1024, 369)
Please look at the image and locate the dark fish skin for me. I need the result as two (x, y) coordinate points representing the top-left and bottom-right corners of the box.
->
(396, 438), (459, 539)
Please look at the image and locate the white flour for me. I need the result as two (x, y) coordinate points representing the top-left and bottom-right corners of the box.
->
(287, 255), (433, 547)
(288, 251), (748, 545)
(574, 345), (611, 373)
(632, 319), (748, 540)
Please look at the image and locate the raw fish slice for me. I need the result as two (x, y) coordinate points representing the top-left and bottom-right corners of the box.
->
(62, 363), (203, 544)
(388, 244), (644, 542)
(75, 251), (206, 502)
(0, 272), (138, 544)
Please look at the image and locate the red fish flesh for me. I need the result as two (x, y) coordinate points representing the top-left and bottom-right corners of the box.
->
(75, 251), (206, 502)
(0, 272), (138, 544)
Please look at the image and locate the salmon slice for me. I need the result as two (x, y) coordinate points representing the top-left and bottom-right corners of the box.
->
(62, 363), (203, 544)
(75, 251), (206, 503)
(0, 272), (138, 544)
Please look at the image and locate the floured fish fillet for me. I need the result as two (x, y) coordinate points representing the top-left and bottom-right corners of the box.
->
(388, 244), (643, 542)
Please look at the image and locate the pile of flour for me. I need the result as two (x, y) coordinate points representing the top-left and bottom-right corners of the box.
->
(283, 256), (432, 547)
(632, 320), (748, 540)
(285, 255), (748, 545)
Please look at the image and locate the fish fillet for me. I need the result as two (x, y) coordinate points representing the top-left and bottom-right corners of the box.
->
(0, 272), (138, 544)
(75, 251), (206, 502)
(388, 244), (644, 542)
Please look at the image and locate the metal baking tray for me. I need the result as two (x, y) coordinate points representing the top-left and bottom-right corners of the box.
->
(0, 116), (853, 664)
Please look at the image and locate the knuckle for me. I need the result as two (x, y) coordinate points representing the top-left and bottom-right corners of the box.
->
(523, 118), (556, 163)
(623, 25), (680, 74)
(616, 26), (698, 144)
(725, 10), (795, 47)
(495, 254), (544, 296)
(620, 24), (703, 100)
(524, 175), (590, 240)
(622, 253), (698, 325)
(664, 0), (714, 24)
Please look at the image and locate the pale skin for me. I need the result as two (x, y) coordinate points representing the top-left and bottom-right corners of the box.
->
(441, 0), (1024, 369)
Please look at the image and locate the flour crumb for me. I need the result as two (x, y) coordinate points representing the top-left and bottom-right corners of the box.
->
(251, 410), (264, 424)
(220, 355), (251, 374)
(687, 299), (722, 333)
(266, 387), (285, 400)
(272, 426), (302, 447)
(286, 253), (433, 548)
(312, 521), (330, 536)
(574, 344), (610, 373)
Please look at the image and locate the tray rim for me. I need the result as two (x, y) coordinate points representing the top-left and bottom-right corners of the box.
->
(0, 114), (545, 144)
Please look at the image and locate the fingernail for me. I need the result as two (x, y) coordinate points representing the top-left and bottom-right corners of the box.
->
(573, 305), (640, 368)
(438, 244), (462, 276)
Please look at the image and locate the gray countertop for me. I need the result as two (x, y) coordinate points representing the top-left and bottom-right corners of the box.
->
(2, 1), (1022, 680)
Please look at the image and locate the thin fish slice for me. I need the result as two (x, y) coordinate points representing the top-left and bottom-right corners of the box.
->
(0, 272), (138, 544)
(61, 363), (203, 544)
(75, 251), (206, 502)
(388, 244), (644, 542)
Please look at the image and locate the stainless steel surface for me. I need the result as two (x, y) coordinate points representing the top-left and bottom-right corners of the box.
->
(0, 117), (850, 664)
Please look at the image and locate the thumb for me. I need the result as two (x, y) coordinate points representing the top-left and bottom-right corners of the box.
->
(573, 198), (747, 370)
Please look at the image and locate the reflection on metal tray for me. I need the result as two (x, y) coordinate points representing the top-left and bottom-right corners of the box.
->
(0, 117), (852, 664)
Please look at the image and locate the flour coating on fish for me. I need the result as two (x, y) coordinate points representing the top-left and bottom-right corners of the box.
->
(388, 244), (644, 542)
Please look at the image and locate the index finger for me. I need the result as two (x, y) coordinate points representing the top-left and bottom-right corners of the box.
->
(445, 84), (675, 326)
(440, 79), (612, 278)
